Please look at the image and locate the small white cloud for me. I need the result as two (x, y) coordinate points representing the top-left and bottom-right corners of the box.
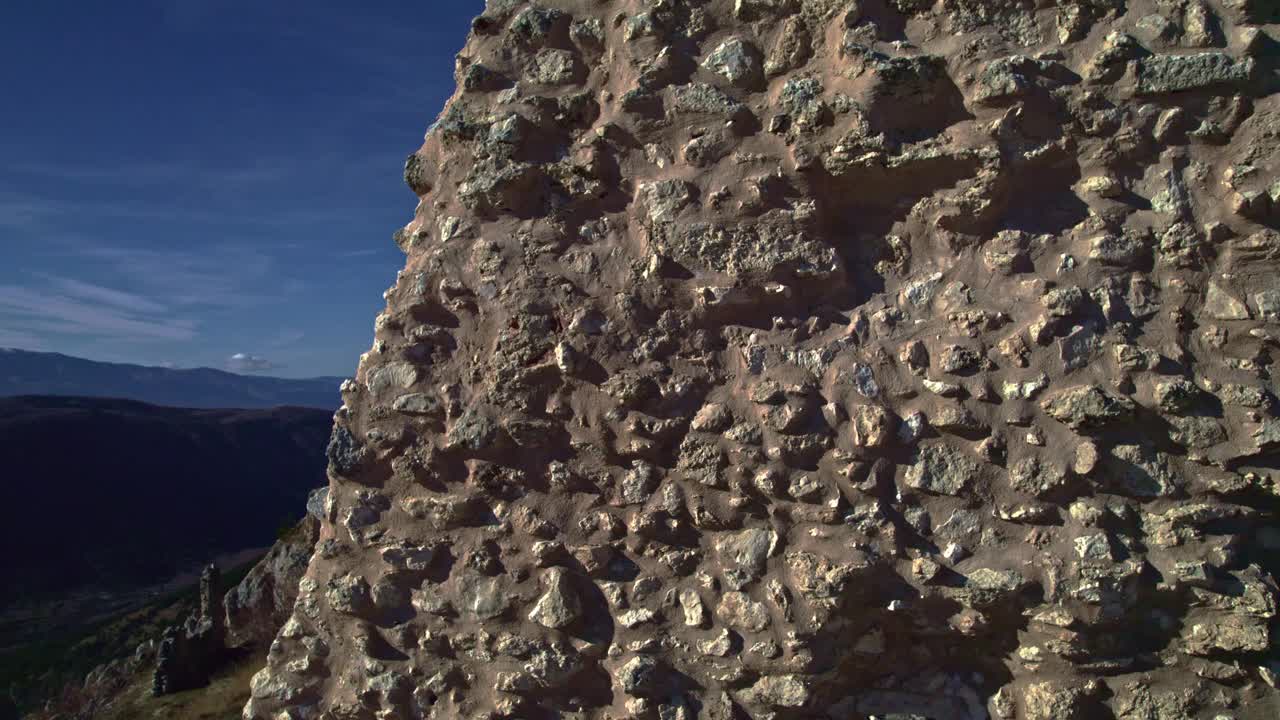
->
(226, 352), (278, 373)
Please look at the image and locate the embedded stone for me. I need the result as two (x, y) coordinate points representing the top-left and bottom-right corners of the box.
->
(528, 567), (581, 629)
(1041, 385), (1136, 431)
(716, 591), (771, 632)
(702, 38), (763, 88)
(905, 444), (978, 496)
(1136, 53), (1256, 95)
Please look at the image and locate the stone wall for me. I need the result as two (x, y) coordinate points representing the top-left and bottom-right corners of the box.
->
(246, 1), (1280, 718)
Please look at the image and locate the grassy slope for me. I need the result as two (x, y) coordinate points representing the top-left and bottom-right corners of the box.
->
(2, 556), (262, 716)
(96, 649), (265, 720)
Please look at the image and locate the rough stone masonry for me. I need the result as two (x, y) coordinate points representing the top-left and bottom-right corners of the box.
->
(245, 1), (1280, 718)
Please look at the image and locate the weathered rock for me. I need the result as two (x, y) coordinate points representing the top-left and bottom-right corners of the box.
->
(1182, 615), (1270, 655)
(225, 513), (322, 647)
(702, 37), (763, 89)
(242, 3), (1280, 718)
(153, 564), (228, 696)
(714, 528), (778, 580)
(739, 674), (810, 709)
(1041, 385), (1136, 431)
(527, 567), (581, 629)
(616, 656), (663, 697)
(905, 443), (978, 496)
(786, 550), (862, 599)
(1205, 282), (1251, 319)
(716, 591), (771, 632)
(1135, 53), (1256, 95)
(1021, 680), (1100, 720)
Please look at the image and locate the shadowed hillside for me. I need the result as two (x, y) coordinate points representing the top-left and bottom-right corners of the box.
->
(0, 396), (331, 606)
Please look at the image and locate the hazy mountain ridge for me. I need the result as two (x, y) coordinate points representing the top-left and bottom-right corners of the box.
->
(0, 349), (344, 410)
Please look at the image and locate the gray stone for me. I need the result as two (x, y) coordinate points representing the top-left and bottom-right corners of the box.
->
(669, 83), (749, 119)
(617, 608), (656, 628)
(702, 38), (763, 88)
(679, 588), (707, 626)
(778, 76), (831, 134)
(1219, 384), (1270, 408)
(325, 574), (372, 616)
(392, 392), (442, 416)
(663, 222), (841, 281)
(509, 7), (567, 46)
(765, 16), (811, 76)
(974, 55), (1066, 104)
(1136, 53), (1255, 95)
(714, 528), (778, 579)
(966, 568), (1027, 595)
(786, 551), (860, 599)
(897, 410), (929, 446)
(1205, 283), (1250, 320)
(1059, 325), (1102, 371)
(528, 567), (581, 629)
(617, 656), (664, 697)
(326, 425), (366, 476)
(740, 674), (811, 709)
(305, 487), (328, 520)
(1008, 456), (1067, 497)
(527, 48), (579, 86)
(1074, 533), (1114, 561)
(445, 409), (500, 451)
(1153, 379), (1203, 414)
(697, 628), (734, 657)
(905, 444), (978, 496)
(849, 363), (880, 398)
(1022, 680), (1098, 720)
(735, 0), (798, 21)
(154, 564), (227, 696)
(1182, 615), (1269, 655)
(1106, 444), (1181, 497)
(1088, 232), (1150, 268)
(366, 362), (419, 394)
(1041, 385), (1136, 431)
(459, 574), (509, 620)
(716, 591), (771, 632)
(637, 180), (697, 224)
(1252, 290), (1280, 321)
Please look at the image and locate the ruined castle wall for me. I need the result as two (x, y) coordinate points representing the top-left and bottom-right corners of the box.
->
(247, 1), (1280, 718)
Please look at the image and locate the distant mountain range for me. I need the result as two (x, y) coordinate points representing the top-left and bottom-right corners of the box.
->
(0, 395), (333, 606)
(0, 349), (344, 409)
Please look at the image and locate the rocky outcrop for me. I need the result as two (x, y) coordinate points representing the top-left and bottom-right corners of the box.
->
(225, 489), (328, 648)
(155, 492), (328, 694)
(153, 564), (227, 696)
(247, 1), (1280, 719)
(22, 501), (326, 720)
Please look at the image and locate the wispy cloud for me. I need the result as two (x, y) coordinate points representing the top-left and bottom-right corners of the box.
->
(77, 245), (278, 309)
(0, 328), (47, 350)
(40, 275), (169, 314)
(335, 248), (383, 259)
(0, 284), (197, 342)
(0, 245), (296, 346)
(0, 184), (392, 236)
(9, 159), (291, 188)
(0, 194), (65, 230)
(267, 329), (306, 348)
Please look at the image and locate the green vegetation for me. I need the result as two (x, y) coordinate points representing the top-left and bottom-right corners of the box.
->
(0, 555), (263, 716)
(95, 648), (265, 720)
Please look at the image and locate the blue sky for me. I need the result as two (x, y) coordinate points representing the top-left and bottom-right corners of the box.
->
(0, 1), (482, 377)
